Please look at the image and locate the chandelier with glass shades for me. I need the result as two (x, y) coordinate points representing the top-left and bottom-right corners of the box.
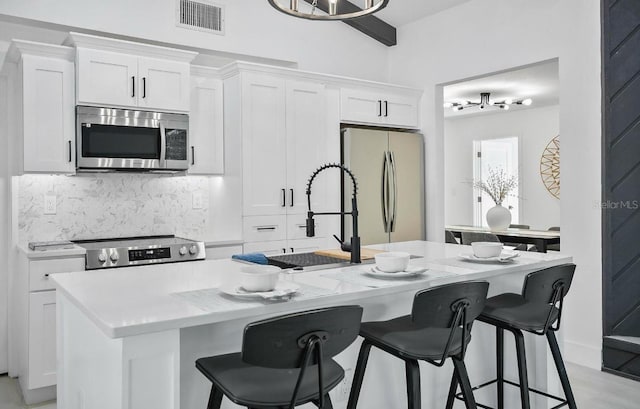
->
(444, 92), (533, 112)
(267, 0), (389, 20)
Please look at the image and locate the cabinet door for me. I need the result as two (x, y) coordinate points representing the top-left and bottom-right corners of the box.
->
(241, 73), (287, 216)
(137, 57), (190, 112)
(189, 75), (224, 174)
(383, 94), (420, 128)
(288, 238), (327, 254)
(21, 55), (76, 173)
(285, 80), (328, 215)
(76, 48), (138, 108)
(28, 291), (56, 389)
(340, 88), (384, 125)
(243, 241), (288, 256)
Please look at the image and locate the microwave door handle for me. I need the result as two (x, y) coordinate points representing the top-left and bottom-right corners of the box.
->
(159, 122), (166, 168)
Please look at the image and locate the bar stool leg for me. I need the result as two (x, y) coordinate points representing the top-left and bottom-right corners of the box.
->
(452, 358), (478, 409)
(445, 370), (458, 409)
(206, 385), (223, 409)
(405, 359), (421, 409)
(496, 327), (504, 409)
(347, 341), (372, 409)
(510, 329), (531, 409)
(546, 331), (578, 409)
(312, 393), (334, 409)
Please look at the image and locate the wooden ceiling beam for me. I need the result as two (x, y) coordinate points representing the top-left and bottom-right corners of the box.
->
(302, 0), (397, 46)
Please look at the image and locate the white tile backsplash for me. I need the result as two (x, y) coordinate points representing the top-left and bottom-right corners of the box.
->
(18, 173), (212, 244)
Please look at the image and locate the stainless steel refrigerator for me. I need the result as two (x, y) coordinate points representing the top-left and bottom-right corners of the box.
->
(341, 127), (425, 245)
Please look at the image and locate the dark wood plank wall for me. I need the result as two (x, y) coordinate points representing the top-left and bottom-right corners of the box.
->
(602, 0), (640, 379)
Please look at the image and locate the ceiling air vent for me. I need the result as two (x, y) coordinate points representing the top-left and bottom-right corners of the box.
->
(177, 0), (224, 35)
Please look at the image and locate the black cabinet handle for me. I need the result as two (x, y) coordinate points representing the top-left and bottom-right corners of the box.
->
(281, 189), (286, 207)
(142, 77), (146, 99)
(191, 146), (195, 165)
(282, 248), (286, 254)
(256, 227), (276, 232)
(290, 247), (294, 253)
(68, 141), (72, 163)
(290, 189), (294, 207)
(131, 76), (135, 97)
(44, 273), (50, 278)
(377, 100), (382, 117)
(384, 100), (388, 117)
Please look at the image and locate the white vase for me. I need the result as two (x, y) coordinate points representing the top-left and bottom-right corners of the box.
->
(486, 204), (512, 231)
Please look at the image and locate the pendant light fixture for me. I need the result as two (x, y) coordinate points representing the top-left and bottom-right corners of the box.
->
(444, 92), (533, 112)
(267, 0), (390, 21)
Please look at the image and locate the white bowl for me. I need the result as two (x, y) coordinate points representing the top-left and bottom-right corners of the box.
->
(239, 265), (281, 292)
(374, 252), (411, 273)
(471, 242), (503, 258)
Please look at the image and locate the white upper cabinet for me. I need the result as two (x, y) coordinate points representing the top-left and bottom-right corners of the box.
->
(285, 80), (328, 215)
(189, 67), (224, 175)
(76, 48), (138, 108)
(340, 86), (421, 128)
(4, 41), (76, 174)
(68, 33), (196, 112)
(240, 72), (288, 216)
(238, 72), (329, 218)
(137, 57), (190, 112)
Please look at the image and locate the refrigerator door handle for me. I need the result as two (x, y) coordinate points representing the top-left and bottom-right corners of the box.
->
(381, 152), (390, 233)
(389, 150), (398, 233)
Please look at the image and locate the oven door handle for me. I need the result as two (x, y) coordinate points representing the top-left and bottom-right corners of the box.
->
(159, 122), (167, 168)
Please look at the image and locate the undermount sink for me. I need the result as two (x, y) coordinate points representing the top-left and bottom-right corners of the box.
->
(267, 252), (374, 271)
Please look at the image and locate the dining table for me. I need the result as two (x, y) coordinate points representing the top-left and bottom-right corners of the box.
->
(446, 224), (561, 253)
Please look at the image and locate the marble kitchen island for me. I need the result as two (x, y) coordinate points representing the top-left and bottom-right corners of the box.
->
(52, 241), (572, 409)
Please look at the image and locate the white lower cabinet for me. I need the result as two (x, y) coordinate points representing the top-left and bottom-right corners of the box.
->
(243, 238), (327, 256)
(243, 215), (328, 255)
(13, 252), (85, 403)
(27, 291), (57, 389)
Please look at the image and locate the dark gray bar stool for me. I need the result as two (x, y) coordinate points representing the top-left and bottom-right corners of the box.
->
(446, 263), (577, 409)
(347, 281), (490, 409)
(196, 306), (363, 409)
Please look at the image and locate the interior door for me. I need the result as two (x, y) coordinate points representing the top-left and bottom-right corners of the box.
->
(342, 128), (390, 245)
(389, 132), (425, 242)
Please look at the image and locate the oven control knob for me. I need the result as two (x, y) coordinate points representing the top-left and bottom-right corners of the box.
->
(110, 251), (120, 262)
(189, 245), (198, 255)
(179, 246), (187, 256)
(98, 253), (107, 263)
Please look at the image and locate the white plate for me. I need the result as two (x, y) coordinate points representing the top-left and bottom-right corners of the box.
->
(458, 251), (519, 263)
(366, 266), (428, 279)
(220, 281), (300, 300)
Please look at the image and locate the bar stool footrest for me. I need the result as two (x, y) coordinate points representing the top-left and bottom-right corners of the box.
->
(453, 378), (569, 409)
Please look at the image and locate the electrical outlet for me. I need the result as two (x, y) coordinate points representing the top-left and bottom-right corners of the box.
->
(192, 191), (204, 209)
(334, 368), (353, 402)
(44, 194), (57, 215)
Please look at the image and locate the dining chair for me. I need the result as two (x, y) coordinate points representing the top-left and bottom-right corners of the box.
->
(460, 232), (500, 245)
(445, 230), (459, 244)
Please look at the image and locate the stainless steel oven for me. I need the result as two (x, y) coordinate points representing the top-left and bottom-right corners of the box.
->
(76, 106), (189, 172)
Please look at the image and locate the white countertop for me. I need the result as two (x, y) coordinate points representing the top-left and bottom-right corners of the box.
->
(19, 244), (86, 259)
(52, 241), (572, 339)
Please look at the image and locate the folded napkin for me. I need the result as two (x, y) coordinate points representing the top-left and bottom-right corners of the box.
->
(231, 252), (269, 265)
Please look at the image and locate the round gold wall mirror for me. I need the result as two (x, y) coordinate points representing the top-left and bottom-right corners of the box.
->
(540, 135), (560, 199)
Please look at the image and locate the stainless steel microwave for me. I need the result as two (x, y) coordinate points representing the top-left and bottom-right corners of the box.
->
(76, 106), (189, 172)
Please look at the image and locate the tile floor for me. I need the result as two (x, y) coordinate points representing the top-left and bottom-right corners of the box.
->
(0, 363), (638, 408)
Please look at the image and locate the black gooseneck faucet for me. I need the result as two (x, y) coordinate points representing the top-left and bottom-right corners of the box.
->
(305, 163), (361, 264)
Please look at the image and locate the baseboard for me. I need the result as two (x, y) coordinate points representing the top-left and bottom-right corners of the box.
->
(17, 377), (56, 405)
(564, 340), (601, 370)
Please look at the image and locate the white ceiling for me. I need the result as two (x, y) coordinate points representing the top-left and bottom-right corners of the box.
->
(443, 59), (559, 118)
(376, 0), (472, 27)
